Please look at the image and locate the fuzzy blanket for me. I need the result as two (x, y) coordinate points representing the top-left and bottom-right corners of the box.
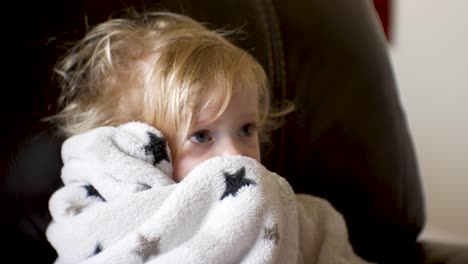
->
(46, 121), (370, 264)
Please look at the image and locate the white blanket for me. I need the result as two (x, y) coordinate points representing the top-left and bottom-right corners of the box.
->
(46, 121), (371, 264)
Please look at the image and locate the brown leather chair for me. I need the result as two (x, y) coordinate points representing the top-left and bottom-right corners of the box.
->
(2, 0), (467, 263)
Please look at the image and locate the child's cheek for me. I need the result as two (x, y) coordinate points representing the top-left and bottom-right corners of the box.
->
(173, 144), (210, 182)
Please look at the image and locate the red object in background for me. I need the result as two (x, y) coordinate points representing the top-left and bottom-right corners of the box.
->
(373, 0), (391, 42)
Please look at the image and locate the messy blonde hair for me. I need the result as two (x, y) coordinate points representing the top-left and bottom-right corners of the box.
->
(49, 11), (291, 153)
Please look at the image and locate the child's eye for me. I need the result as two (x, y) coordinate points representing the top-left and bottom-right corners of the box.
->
(189, 130), (212, 143)
(239, 123), (257, 137)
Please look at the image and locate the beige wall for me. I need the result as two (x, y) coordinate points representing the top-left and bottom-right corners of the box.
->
(389, 0), (468, 244)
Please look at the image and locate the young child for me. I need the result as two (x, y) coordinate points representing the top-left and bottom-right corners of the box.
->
(46, 11), (371, 264)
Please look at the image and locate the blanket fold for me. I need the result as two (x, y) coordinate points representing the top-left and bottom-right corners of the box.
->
(47, 121), (371, 264)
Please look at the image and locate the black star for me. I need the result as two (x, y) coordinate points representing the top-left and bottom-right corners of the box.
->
(82, 184), (106, 202)
(263, 224), (279, 245)
(133, 234), (160, 262)
(136, 182), (152, 191)
(65, 203), (85, 216)
(220, 167), (255, 200)
(144, 132), (170, 166)
(91, 243), (103, 256)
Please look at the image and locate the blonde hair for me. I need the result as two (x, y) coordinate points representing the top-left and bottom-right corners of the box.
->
(49, 11), (291, 153)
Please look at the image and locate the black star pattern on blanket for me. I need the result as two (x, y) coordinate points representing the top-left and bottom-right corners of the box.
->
(65, 204), (85, 216)
(263, 224), (279, 245)
(221, 167), (255, 200)
(91, 243), (103, 256)
(144, 132), (170, 166)
(83, 184), (106, 202)
(136, 182), (152, 191)
(133, 234), (160, 262)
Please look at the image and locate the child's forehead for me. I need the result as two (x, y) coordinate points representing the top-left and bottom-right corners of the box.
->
(191, 85), (259, 125)
(197, 80), (258, 105)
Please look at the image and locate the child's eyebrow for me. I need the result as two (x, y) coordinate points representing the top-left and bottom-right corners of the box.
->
(242, 114), (260, 122)
(240, 111), (260, 119)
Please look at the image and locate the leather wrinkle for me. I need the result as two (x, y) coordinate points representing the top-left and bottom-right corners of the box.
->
(256, 0), (288, 175)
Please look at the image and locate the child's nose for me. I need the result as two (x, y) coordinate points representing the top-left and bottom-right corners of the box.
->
(219, 139), (243, 157)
